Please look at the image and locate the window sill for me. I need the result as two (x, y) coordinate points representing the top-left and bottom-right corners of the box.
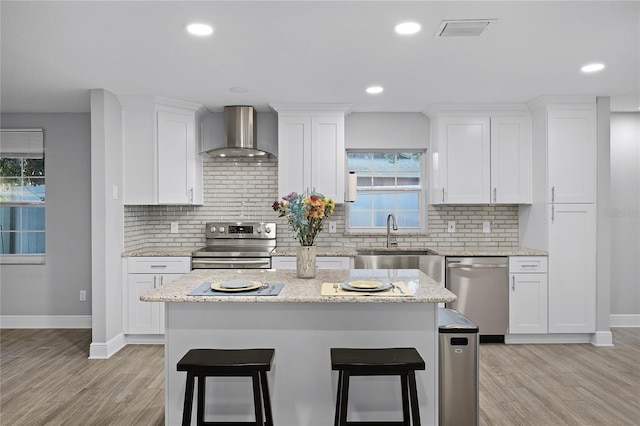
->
(344, 231), (430, 237)
(0, 255), (46, 265)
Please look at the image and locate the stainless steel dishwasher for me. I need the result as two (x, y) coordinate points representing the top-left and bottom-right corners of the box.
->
(445, 257), (509, 343)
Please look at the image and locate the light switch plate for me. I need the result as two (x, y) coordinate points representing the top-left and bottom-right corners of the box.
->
(328, 221), (337, 233)
(170, 222), (179, 234)
(483, 220), (491, 233)
(448, 221), (456, 233)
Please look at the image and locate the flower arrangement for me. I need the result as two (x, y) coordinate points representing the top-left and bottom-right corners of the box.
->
(272, 191), (335, 246)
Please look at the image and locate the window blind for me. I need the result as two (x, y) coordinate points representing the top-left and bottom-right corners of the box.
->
(0, 129), (44, 158)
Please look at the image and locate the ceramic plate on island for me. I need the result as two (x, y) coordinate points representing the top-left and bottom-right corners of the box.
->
(341, 281), (392, 292)
(211, 280), (262, 292)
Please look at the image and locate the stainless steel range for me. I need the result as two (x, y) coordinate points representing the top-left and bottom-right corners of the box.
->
(191, 222), (276, 269)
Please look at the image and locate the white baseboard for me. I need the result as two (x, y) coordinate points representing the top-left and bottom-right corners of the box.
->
(610, 314), (640, 327)
(125, 334), (165, 345)
(591, 331), (614, 346)
(0, 315), (91, 329)
(89, 333), (127, 359)
(505, 333), (594, 345)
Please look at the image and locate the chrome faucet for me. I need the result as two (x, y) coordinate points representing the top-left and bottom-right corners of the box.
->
(386, 214), (398, 248)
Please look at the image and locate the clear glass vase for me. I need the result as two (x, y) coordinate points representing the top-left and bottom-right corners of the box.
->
(296, 246), (316, 279)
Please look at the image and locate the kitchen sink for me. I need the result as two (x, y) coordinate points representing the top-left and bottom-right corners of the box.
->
(354, 249), (443, 282)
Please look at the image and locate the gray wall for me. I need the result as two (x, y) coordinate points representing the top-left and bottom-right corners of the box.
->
(0, 113), (91, 316)
(610, 112), (640, 316)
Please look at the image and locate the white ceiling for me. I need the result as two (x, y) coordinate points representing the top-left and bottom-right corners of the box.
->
(1, 1), (639, 114)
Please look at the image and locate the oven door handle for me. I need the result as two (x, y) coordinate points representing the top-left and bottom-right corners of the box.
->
(193, 259), (271, 265)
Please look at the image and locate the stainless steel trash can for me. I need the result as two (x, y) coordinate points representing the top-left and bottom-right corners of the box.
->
(438, 308), (479, 426)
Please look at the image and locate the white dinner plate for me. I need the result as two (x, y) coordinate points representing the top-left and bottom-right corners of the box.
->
(341, 281), (392, 292)
(211, 281), (262, 292)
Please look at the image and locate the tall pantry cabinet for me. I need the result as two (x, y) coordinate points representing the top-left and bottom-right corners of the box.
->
(522, 98), (597, 334)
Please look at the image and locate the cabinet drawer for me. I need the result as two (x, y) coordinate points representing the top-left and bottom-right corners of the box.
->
(127, 257), (191, 274)
(509, 256), (547, 273)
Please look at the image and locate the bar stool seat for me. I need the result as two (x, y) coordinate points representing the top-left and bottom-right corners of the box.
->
(177, 348), (274, 426)
(331, 347), (426, 426)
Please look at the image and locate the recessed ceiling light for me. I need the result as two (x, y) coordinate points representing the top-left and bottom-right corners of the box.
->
(186, 23), (213, 36)
(366, 86), (384, 94)
(581, 63), (605, 73)
(229, 86), (249, 93)
(395, 22), (421, 35)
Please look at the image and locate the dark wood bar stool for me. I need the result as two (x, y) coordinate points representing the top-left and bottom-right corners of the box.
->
(177, 348), (275, 426)
(331, 347), (426, 426)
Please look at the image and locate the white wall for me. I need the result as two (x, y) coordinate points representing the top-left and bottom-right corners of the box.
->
(610, 112), (640, 320)
(0, 113), (91, 327)
(345, 112), (429, 149)
(89, 89), (125, 358)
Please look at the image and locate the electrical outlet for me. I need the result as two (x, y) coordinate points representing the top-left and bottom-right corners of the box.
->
(79, 290), (87, 302)
(447, 221), (456, 233)
(170, 222), (179, 233)
(483, 220), (491, 233)
(328, 221), (337, 233)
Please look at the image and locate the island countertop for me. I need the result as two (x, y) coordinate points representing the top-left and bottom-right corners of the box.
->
(140, 268), (456, 304)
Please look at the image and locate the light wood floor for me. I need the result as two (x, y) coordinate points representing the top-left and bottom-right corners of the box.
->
(1, 328), (638, 425)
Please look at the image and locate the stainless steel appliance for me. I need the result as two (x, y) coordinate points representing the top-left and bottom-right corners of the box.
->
(445, 257), (509, 342)
(438, 308), (479, 426)
(192, 222), (276, 269)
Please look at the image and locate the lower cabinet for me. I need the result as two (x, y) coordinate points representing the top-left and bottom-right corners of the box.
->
(508, 256), (548, 334)
(271, 256), (353, 270)
(124, 257), (191, 335)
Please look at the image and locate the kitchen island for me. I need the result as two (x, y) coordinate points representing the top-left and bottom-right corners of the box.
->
(141, 268), (456, 426)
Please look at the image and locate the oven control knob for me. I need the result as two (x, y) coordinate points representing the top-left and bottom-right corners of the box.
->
(209, 225), (216, 233)
(218, 226), (225, 233)
(257, 227), (262, 234)
(264, 226), (272, 234)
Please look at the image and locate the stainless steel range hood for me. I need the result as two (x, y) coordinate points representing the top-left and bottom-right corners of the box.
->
(201, 105), (275, 158)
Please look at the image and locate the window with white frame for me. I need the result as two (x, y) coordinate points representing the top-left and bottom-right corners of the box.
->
(347, 151), (424, 231)
(0, 129), (45, 259)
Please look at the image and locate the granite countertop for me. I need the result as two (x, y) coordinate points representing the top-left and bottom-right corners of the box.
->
(122, 246), (201, 257)
(271, 247), (358, 257)
(124, 245), (547, 258)
(140, 268), (456, 304)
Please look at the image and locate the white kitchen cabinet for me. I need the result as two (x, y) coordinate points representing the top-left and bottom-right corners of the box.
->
(271, 256), (352, 270)
(121, 96), (208, 205)
(124, 257), (191, 335)
(274, 108), (347, 203)
(429, 112), (531, 204)
(509, 256), (548, 334)
(548, 203), (596, 333)
(547, 106), (596, 203)
(490, 116), (532, 203)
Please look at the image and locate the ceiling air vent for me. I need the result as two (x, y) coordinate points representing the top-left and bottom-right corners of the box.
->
(435, 19), (496, 38)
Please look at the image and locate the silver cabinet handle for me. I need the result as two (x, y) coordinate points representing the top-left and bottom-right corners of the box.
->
(512, 275), (515, 290)
(189, 187), (194, 203)
(493, 187), (497, 203)
(153, 275), (157, 288)
(551, 204), (555, 223)
(442, 187), (445, 203)
(551, 186), (555, 203)
(447, 262), (508, 268)
(160, 275), (164, 286)
(150, 265), (167, 269)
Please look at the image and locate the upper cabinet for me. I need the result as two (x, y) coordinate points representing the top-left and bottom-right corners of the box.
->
(547, 106), (596, 203)
(121, 96), (208, 205)
(272, 105), (349, 203)
(429, 108), (532, 204)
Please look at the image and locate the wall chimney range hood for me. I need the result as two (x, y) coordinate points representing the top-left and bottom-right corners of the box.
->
(201, 105), (275, 158)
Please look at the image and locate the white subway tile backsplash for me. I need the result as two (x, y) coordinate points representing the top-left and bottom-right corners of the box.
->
(124, 158), (520, 250)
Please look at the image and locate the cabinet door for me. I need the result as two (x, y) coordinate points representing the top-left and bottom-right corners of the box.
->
(157, 273), (182, 334)
(278, 116), (312, 196)
(311, 115), (345, 203)
(490, 116), (532, 204)
(548, 108), (596, 203)
(157, 110), (196, 204)
(548, 203), (596, 333)
(127, 274), (160, 334)
(439, 117), (491, 203)
(509, 273), (548, 334)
